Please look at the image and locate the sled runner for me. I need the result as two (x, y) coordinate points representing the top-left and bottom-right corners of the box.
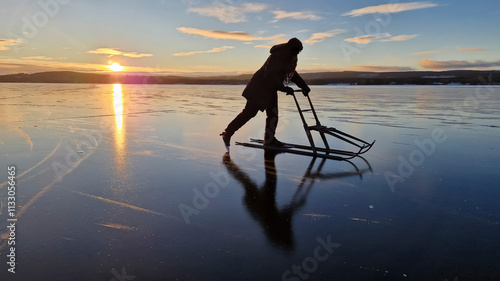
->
(235, 90), (375, 161)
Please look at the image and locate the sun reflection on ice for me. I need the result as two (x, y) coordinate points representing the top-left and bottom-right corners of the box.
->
(111, 84), (130, 197)
(113, 84), (124, 131)
(112, 84), (126, 164)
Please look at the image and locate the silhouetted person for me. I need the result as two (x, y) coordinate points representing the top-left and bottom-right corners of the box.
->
(220, 38), (310, 150)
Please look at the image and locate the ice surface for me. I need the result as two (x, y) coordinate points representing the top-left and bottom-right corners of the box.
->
(0, 83), (499, 280)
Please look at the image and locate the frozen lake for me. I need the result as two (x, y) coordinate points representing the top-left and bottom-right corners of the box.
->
(1, 83), (500, 280)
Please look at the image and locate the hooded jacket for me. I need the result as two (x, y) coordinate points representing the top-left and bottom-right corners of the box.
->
(242, 38), (308, 111)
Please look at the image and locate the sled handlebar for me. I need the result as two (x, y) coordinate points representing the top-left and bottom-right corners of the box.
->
(289, 89), (322, 127)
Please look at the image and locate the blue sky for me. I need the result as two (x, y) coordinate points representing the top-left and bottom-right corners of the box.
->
(0, 0), (499, 75)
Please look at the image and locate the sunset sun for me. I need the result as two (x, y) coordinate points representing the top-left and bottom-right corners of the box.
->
(107, 62), (124, 72)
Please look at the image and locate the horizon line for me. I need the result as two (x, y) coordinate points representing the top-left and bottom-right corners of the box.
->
(1, 68), (500, 78)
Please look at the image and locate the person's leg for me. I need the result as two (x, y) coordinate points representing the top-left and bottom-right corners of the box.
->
(264, 95), (279, 145)
(222, 100), (259, 146)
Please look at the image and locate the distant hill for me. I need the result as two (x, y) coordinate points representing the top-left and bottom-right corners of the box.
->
(0, 70), (499, 85)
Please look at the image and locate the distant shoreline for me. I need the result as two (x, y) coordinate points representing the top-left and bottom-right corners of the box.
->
(1, 70), (499, 85)
(2, 81), (499, 86)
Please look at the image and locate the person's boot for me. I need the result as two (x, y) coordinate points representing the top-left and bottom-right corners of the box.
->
(264, 137), (286, 147)
(264, 114), (279, 146)
(220, 131), (232, 151)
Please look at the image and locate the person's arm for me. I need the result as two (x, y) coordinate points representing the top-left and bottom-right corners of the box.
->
(291, 72), (311, 96)
(263, 54), (294, 95)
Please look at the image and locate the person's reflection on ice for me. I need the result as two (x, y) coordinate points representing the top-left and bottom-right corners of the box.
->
(222, 150), (307, 253)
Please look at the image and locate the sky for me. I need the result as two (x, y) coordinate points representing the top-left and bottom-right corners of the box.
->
(0, 0), (499, 76)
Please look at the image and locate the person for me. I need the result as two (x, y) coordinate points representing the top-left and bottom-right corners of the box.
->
(220, 37), (310, 150)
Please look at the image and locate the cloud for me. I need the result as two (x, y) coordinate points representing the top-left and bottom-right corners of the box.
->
(271, 10), (322, 23)
(177, 27), (286, 43)
(344, 33), (391, 44)
(0, 39), (22, 51)
(0, 57), (193, 75)
(351, 65), (415, 72)
(413, 49), (453, 56)
(456, 47), (487, 52)
(345, 35), (377, 44)
(345, 33), (416, 44)
(381, 34), (418, 42)
(420, 59), (500, 69)
(87, 48), (153, 58)
(255, 44), (274, 49)
(193, 65), (221, 70)
(343, 1), (438, 17)
(299, 67), (345, 73)
(242, 2), (268, 12)
(21, 56), (53, 60)
(413, 47), (487, 56)
(188, 2), (268, 23)
(173, 46), (234, 56)
(304, 29), (346, 45)
(0, 58), (112, 74)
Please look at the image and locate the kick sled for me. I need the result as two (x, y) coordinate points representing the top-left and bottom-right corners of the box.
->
(235, 89), (375, 161)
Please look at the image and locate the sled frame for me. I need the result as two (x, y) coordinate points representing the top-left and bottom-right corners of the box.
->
(236, 89), (375, 160)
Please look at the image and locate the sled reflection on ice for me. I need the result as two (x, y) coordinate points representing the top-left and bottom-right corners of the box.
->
(222, 150), (372, 252)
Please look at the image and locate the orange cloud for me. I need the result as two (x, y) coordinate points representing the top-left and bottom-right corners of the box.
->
(413, 49), (453, 56)
(189, 2), (268, 23)
(21, 56), (53, 60)
(271, 10), (322, 23)
(304, 29), (346, 45)
(343, 1), (438, 17)
(351, 65), (414, 72)
(381, 34), (419, 42)
(456, 47), (487, 52)
(87, 48), (153, 58)
(413, 47), (487, 56)
(255, 44), (274, 49)
(177, 27), (286, 43)
(345, 33), (417, 44)
(420, 59), (500, 69)
(173, 46), (234, 56)
(345, 33), (390, 44)
(0, 57), (190, 75)
(0, 39), (22, 51)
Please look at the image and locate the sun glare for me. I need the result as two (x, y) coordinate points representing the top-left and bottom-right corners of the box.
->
(108, 62), (124, 72)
